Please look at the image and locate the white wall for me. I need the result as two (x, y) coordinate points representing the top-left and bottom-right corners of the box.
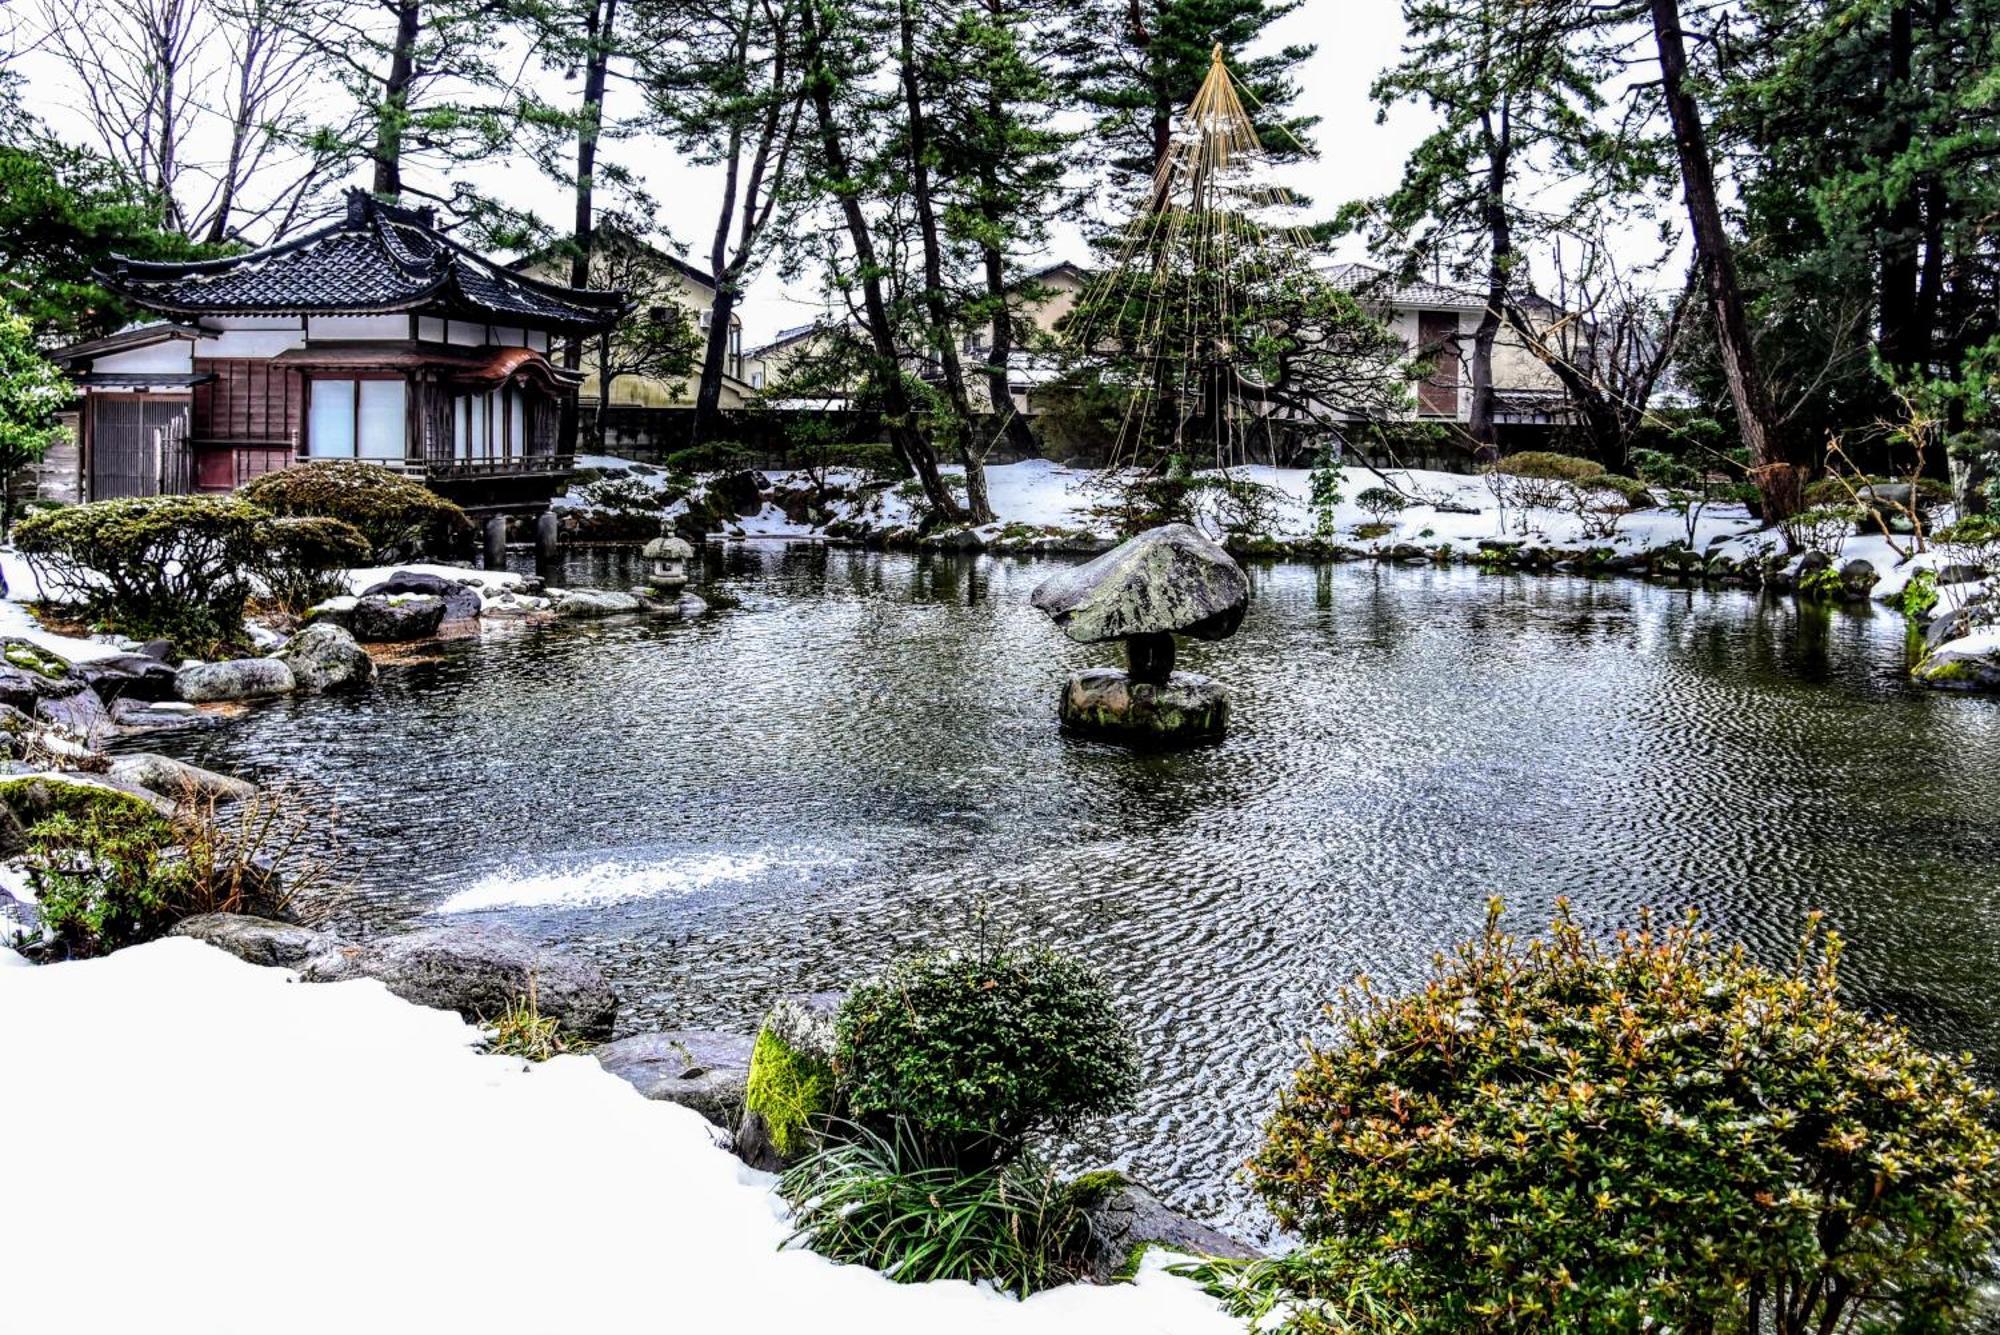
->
(307, 314), (412, 341)
(92, 341), (193, 374)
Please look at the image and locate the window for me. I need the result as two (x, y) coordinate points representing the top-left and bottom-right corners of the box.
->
(750, 370), (765, 391)
(307, 380), (356, 457)
(310, 377), (406, 459)
(358, 380), (406, 459)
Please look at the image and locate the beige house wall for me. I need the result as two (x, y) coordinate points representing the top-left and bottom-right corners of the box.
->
(514, 259), (755, 411)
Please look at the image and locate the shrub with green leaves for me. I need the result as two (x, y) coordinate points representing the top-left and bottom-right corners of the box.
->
(1935, 513), (2000, 576)
(1237, 904), (2000, 1335)
(1782, 503), (1861, 557)
(1353, 485), (1409, 526)
(665, 441), (756, 476)
(14, 494), (268, 653)
(1308, 447), (1346, 538)
(835, 943), (1140, 1165)
(780, 1120), (1092, 1297)
(253, 514), (372, 613)
(239, 460), (470, 559)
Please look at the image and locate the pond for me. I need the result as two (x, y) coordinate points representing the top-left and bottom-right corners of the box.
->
(148, 545), (2000, 1241)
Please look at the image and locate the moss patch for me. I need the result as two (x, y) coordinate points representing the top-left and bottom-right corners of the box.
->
(2, 640), (71, 679)
(744, 1025), (835, 1161)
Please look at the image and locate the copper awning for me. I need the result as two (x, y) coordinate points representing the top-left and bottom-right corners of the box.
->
(268, 344), (585, 393)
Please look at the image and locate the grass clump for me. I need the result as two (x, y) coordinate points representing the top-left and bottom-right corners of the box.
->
(780, 1120), (1092, 1297)
(1225, 902), (2000, 1335)
(487, 979), (585, 1061)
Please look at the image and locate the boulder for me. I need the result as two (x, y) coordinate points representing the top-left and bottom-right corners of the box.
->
(1030, 523), (1249, 645)
(552, 588), (644, 618)
(34, 687), (107, 738)
(735, 990), (843, 1171)
(108, 698), (221, 735)
(0, 665), (54, 714)
(67, 654), (181, 704)
(108, 753), (256, 804)
(277, 623), (377, 694)
(360, 571), (482, 623)
(176, 658), (296, 703)
(480, 592), (551, 618)
(675, 593), (709, 619)
(169, 913), (336, 968)
(298, 928), (618, 1040)
(303, 596), (359, 630)
(349, 594), (448, 643)
(1838, 558), (1880, 599)
(594, 1030), (753, 1128)
(711, 469), (768, 518)
(1, 638), (73, 681)
(1073, 1176), (1259, 1283)
(1915, 632), (2000, 692)
(1058, 667), (1229, 747)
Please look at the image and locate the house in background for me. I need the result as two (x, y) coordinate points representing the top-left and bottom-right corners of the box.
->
(1322, 262), (1570, 430)
(55, 190), (625, 514)
(509, 231), (757, 416)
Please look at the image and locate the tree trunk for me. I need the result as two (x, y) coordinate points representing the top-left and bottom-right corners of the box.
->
(372, 0), (422, 198)
(1650, 0), (1798, 521)
(1470, 110), (1512, 455)
(799, 1), (961, 522)
(1877, 1), (1923, 373)
(898, 0), (992, 525)
(983, 243), (1035, 456)
(694, 283), (738, 435)
(560, 0), (615, 456)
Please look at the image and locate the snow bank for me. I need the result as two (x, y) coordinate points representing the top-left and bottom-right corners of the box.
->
(0, 941), (1233, 1335)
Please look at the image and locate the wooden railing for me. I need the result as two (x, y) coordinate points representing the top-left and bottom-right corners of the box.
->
(276, 453), (578, 480)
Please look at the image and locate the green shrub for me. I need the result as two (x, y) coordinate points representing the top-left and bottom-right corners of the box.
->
(1485, 452), (1608, 515)
(1354, 485), (1409, 525)
(1308, 447), (1346, 538)
(239, 460), (471, 559)
(253, 515), (372, 613)
(835, 943), (1140, 1165)
(1588, 474), (1655, 509)
(1489, 450), (1605, 482)
(1241, 903), (2000, 1335)
(1936, 513), (2000, 574)
(780, 1120), (1092, 1297)
(14, 495), (268, 654)
(1782, 503), (1860, 556)
(24, 798), (186, 958)
(665, 441), (756, 476)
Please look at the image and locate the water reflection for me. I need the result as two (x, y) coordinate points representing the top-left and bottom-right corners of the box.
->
(145, 547), (2000, 1241)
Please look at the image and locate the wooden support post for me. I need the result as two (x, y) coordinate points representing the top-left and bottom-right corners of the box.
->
(484, 514), (508, 571)
(534, 509), (560, 578)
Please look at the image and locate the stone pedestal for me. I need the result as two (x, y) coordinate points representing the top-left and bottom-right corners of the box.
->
(1058, 666), (1228, 746)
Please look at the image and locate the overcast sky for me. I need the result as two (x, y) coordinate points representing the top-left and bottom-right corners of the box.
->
(16, 0), (1448, 345)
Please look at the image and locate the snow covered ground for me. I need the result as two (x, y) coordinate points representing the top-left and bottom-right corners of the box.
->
(0, 940), (1234, 1335)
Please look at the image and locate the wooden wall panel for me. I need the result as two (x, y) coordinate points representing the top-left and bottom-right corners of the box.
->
(192, 360), (302, 444)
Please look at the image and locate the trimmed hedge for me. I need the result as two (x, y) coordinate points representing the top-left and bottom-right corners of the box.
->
(239, 461), (470, 558)
(254, 515), (372, 612)
(14, 495), (267, 653)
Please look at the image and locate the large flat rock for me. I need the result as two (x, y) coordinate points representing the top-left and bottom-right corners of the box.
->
(1031, 523), (1248, 644)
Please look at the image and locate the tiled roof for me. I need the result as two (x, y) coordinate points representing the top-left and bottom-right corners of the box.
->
(99, 191), (627, 333)
(1321, 261), (1486, 310)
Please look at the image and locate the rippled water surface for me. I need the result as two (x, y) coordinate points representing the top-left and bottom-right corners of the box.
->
(151, 545), (2000, 1239)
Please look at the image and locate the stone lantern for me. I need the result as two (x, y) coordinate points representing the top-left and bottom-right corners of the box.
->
(1030, 523), (1249, 746)
(642, 533), (693, 596)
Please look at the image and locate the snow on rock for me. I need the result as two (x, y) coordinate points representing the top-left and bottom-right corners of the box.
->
(339, 564), (523, 598)
(0, 941), (1234, 1335)
(0, 587), (139, 665)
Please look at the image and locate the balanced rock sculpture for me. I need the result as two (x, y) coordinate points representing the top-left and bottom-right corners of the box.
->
(1030, 523), (1249, 745)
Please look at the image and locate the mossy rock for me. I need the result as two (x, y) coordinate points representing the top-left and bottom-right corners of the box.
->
(0, 772), (175, 859)
(735, 991), (842, 1170)
(2, 640), (72, 680)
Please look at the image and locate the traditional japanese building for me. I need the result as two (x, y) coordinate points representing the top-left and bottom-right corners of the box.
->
(55, 190), (626, 513)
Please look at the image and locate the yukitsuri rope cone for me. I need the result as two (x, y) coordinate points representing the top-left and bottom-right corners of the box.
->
(1064, 44), (1320, 473)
